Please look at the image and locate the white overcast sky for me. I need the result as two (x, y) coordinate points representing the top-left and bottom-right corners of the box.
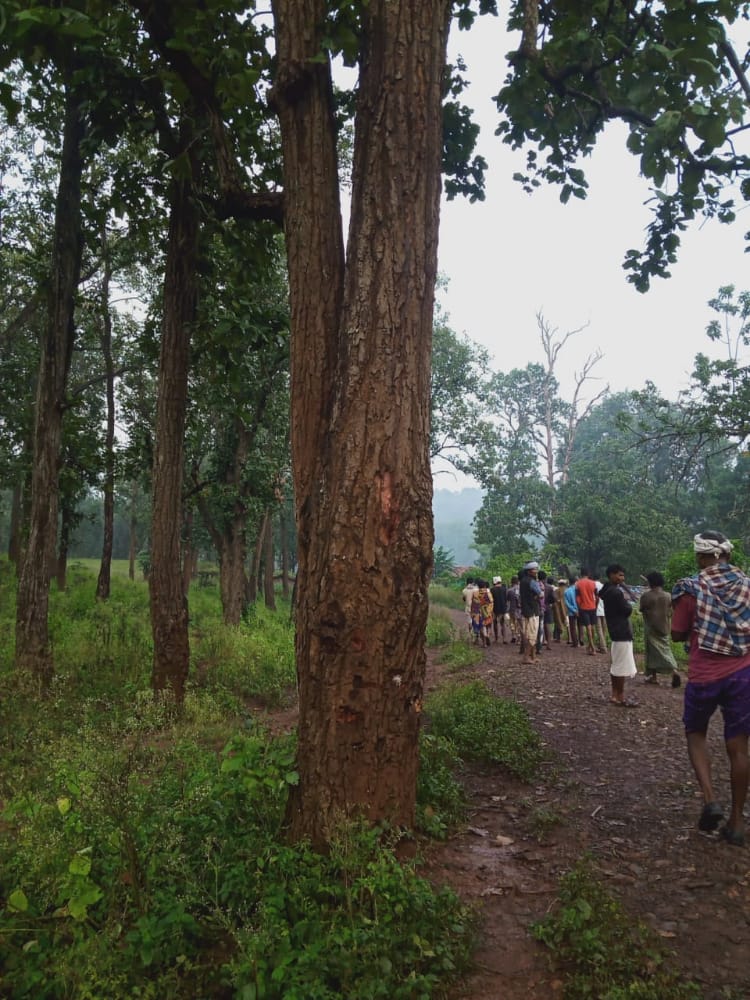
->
(437, 14), (749, 404)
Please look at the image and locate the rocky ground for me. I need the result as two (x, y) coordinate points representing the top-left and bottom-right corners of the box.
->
(425, 613), (750, 1000)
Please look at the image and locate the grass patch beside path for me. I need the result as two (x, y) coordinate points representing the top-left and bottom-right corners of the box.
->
(533, 857), (701, 1000)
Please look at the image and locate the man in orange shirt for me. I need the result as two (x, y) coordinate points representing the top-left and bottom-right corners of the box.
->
(575, 568), (599, 656)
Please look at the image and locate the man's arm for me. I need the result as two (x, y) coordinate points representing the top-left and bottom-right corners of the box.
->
(671, 594), (692, 643)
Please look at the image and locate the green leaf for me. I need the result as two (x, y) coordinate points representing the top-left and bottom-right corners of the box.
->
(8, 889), (29, 913)
(68, 886), (103, 921)
(68, 855), (92, 877)
(57, 797), (71, 815)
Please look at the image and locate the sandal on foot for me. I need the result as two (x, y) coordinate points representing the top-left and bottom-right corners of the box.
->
(644, 675), (658, 685)
(698, 802), (724, 832)
(671, 672), (682, 688)
(720, 825), (745, 847)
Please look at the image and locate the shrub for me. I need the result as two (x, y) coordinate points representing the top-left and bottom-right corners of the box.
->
(533, 857), (701, 1000)
(426, 680), (544, 781)
(226, 823), (475, 1000)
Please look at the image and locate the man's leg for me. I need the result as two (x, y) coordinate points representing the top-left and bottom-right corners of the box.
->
(610, 675), (625, 702)
(585, 622), (596, 654)
(725, 733), (749, 836)
(686, 730), (716, 806)
(568, 614), (578, 646)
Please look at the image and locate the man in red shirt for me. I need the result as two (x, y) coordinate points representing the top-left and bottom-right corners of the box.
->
(672, 531), (750, 846)
(575, 568), (599, 656)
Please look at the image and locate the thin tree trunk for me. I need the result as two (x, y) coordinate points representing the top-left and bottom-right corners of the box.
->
(149, 121), (200, 705)
(128, 482), (138, 581)
(56, 503), (73, 592)
(15, 82), (85, 684)
(263, 509), (276, 611)
(96, 225), (115, 601)
(280, 504), (290, 599)
(274, 0), (449, 846)
(247, 511), (267, 606)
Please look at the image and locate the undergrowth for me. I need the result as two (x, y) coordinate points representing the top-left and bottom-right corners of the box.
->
(425, 680), (545, 782)
(533, 857), (702, 1000)
(0, 562), (475, 998)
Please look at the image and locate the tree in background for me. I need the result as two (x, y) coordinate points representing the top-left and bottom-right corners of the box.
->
(430, 288), (493, 478)
(473, 314), (605, 557)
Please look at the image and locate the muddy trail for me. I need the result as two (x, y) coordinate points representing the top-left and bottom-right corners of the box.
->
(424, 611), (750, 1000)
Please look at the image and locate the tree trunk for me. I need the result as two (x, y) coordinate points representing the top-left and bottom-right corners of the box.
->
(280, 504), (290, 599)
(96, 225), (115, 601)
(56, 502), (73, 592)
(263, 509), (276, 611)
(15, 82), (85, 684)
(246, 511), (267, 607)
(128, 482), (138, 582)
(273, 0), (448, 847)
(149, 123), (200, 705)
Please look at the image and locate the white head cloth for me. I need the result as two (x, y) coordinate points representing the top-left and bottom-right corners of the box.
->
(693, 533), (733, 558)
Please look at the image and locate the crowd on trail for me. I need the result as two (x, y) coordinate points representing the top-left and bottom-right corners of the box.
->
(460, 530), (750, 849)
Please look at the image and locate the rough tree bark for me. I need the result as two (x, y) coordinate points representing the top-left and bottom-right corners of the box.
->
(15, 82), (85, 683)
(273, 0), (449, 846)
(149, 122), (200, 704)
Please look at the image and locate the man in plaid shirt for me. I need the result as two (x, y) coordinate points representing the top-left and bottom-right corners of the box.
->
(672, 531), (750, 846)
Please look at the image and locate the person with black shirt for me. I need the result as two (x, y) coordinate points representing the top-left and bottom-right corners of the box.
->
(519, 561), (542, 665)
(490, 575), (508, 643)
(599, 563), (638, 707)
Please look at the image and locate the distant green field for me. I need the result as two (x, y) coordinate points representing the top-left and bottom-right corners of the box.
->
(69, 558), (139, 579)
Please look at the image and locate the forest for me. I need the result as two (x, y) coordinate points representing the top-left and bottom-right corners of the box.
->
(1, 0), (750, 997)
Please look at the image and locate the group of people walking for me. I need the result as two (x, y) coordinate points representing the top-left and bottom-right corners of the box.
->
(459, 529), (750, 848)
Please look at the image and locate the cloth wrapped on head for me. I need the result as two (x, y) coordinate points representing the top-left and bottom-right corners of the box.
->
(693, 532), (733, 558)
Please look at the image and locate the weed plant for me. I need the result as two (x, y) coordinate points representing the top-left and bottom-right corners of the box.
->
(533, 857), (701, 1000)
(426, 680), (545, 781)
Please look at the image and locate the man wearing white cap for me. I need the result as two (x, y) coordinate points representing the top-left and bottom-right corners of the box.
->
(672, 530), (750, 847)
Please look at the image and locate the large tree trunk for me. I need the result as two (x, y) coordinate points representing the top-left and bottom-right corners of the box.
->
(15, 83), (85, 684)
(96, 226), (115, 601)
(149, 125), (200, 705)
(273, 0), (448, 847)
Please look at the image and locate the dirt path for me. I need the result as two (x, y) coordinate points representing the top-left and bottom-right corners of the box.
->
(425, 612), (750, 1000)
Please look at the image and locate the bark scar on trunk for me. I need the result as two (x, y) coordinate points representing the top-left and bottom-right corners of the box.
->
(377, 469), (400, 544)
